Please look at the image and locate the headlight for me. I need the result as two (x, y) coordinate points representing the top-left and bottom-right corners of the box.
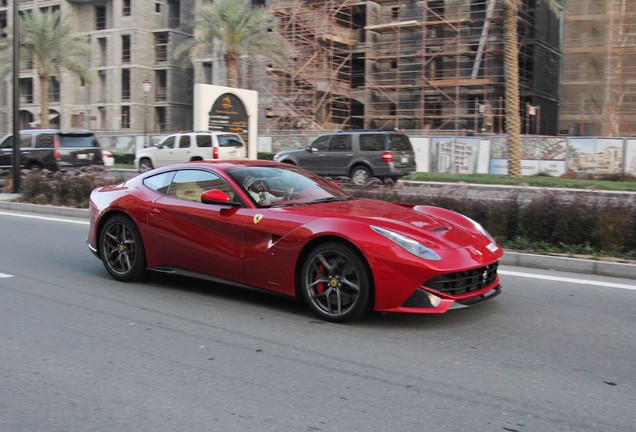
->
(466, 217), (496, 244)
(371, 226), (441, 261)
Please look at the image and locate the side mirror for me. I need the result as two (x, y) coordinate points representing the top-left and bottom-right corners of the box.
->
(201, 189), (240, 206)
(309, 146), (319, 153)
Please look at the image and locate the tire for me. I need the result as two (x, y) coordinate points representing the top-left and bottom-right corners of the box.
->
(139, 158), (153, 172)
(350, 165), (371, 186)
(300, 242), (372, 323)
(99, 215), (146, 282)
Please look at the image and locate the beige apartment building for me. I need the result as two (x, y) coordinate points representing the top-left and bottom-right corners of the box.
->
(1, 0), (634, 138)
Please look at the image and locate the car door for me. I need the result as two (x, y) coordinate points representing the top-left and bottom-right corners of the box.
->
(325, 134), (353, 175)
(147, 169), (248, 283)
(0, 135), (13, 169)
(298, 135), (331, 174)
(155, 135), (178, 167)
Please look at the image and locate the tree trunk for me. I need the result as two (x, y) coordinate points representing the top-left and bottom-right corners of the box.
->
(503, 5), (521, 178)
(39, 70), (51, 128)
(225, 51), (240, 88)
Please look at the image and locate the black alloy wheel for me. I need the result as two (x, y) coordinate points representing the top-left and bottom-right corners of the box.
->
(301, 242), (372, 323)
(100, 215), (146, 282)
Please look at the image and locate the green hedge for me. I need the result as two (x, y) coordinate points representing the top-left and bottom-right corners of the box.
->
(13, 168), (636, 259)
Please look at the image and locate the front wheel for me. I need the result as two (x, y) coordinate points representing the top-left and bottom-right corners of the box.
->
(300, 242), (373, 323)
(138, 158), (153, 172)
(99, 215), (146, 282)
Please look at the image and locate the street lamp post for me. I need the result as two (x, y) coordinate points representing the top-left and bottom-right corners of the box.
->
(142, 79), (152, 147)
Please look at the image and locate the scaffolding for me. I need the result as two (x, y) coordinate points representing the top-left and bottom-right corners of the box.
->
(253, 0), (550, 134)
(256, 0), (356, 131)
(560, 0), (636, 136)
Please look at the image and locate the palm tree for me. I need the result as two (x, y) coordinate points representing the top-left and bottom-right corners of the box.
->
(0, 8), (91, 128)
(178, 0), (288, 88)
(502, 0), (559, 178)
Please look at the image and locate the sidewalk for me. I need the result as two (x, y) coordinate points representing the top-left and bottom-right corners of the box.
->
(1, 193), (634, 280)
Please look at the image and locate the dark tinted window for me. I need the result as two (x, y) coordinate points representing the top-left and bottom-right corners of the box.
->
(330, 135), (351, 151)
(196, 135), (212, 148)
(35, 134), (55, 148)
(58, 134), (98, 148)
(389, 134), (413, 151)
(143, 171), (175, 195)
(310, 136), (330, 151)
(179, 135), (191, 149)
(359, 134), (385, 151)
(218, 134), (244, 148)
(159, 136), (175, 149)
(1, 135), (31, 148)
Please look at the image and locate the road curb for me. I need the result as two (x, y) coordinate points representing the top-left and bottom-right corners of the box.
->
(1, 195), (634, 280)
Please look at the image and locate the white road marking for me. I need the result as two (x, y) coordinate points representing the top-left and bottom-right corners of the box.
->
(0, 272), (14, 278)
(0, 211), (89, 225)
(500, 270), (636, 291)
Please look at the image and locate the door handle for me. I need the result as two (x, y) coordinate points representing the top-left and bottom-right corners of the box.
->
(151, 208), (161, 215)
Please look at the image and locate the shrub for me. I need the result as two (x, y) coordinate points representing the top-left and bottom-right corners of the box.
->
(19, 167), (124, 208)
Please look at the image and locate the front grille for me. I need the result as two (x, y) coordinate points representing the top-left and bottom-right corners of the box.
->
(424, 262), (499, 296)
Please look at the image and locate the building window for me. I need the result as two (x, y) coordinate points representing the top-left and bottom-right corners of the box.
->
(98, 70), (107, 103)
(123, 0), (131, 16)
(168, 0), (180, 28)
(156, 107), (167, 132)
(122, 35), (131, 63)
(96, 4), (107, 30)
(98, 37), (107, 67)
(121, 106), (131, 129)
(155, 32), (169, 62)
(19, 78), (33, 104)
(155, 70), (168, 101)
(155, 2), (161, 13)
(49, 77), (61, 102)
(122, 69), (131, 101)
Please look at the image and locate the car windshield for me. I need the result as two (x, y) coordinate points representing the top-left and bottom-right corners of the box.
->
(227, 165), (352, 207)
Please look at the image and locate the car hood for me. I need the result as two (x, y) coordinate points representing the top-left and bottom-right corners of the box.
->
(275, 148), (306, 157)
(279, 199), (485, 250)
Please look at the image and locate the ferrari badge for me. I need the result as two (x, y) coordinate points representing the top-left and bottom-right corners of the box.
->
(253, 214), (263, 224)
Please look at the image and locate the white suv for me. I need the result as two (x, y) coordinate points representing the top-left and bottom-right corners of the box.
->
(134, 131), (247, 172)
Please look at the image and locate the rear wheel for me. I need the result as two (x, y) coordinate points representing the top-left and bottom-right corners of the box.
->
(139, 158), (153, 172)
(300, 242), (372, 323)
(99, 215), (146, 282)
(350, 165), (371, 186)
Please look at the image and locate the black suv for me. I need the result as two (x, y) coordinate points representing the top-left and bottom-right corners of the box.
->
(273, 130), (416, 184)
(0, 129), (104, 171)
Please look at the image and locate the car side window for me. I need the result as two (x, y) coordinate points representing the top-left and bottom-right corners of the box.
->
(34, 134), (54, 149)
(168, 169), (237, 203)
(160, 136), (175, 149)
(143, 171), (176, 195)
(310, 136), (330, 151)
(389, 134), (413, 151)
(196, 135), (212, 148)
(330, 135), (351, 151)
(359, 134), (385, 151)
(179, 135), (191, 149)
(218, 135), (244, 148)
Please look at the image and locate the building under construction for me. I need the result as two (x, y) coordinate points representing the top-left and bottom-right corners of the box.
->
(253, 0), (561, 135)
(560, 0), (636, 136)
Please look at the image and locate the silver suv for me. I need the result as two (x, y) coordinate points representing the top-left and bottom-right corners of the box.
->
(135, 131), (247, 172)
(273, 130), (416, 184)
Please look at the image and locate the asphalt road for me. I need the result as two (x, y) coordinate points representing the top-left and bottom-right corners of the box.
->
(0, 210), (634, 432)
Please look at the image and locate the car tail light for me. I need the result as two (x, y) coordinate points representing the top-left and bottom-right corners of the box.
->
(54, 135), (60, 161)
(213, 146), (219, 159)
(381, 151), (393, 163)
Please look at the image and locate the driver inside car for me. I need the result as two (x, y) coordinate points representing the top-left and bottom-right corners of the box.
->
(244, 175), (293, 206)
